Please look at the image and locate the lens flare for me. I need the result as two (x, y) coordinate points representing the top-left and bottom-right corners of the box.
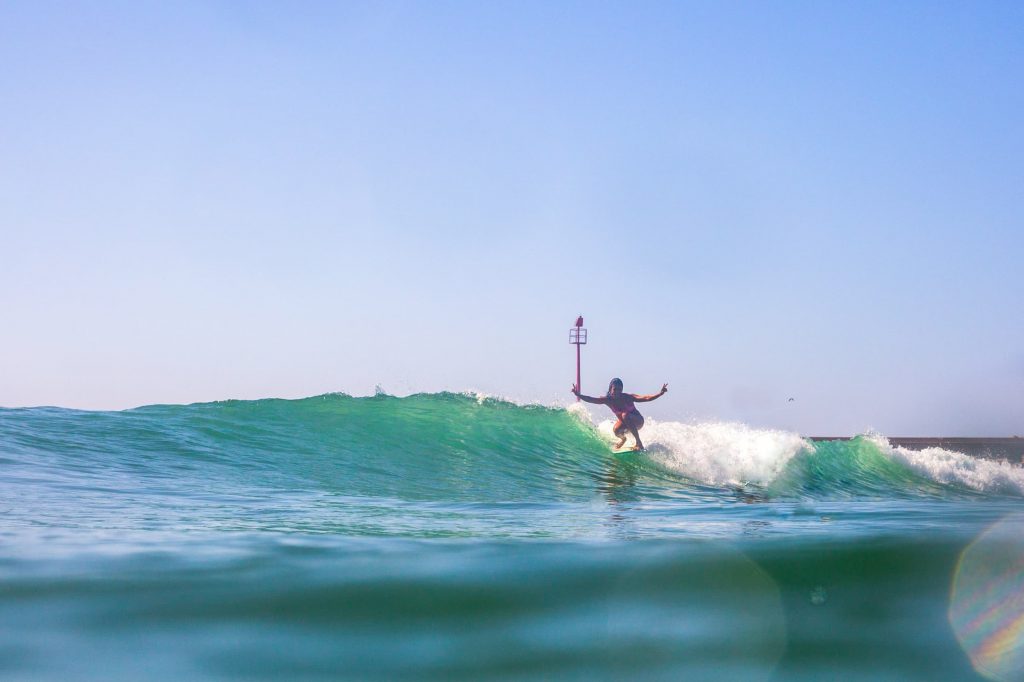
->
(949, 514), (1024, 681)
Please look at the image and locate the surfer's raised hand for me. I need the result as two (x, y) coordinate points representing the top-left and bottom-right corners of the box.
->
(632, 384), (669, 402)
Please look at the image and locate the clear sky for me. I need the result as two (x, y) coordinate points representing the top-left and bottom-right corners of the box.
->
(2, 1), (1021, 435)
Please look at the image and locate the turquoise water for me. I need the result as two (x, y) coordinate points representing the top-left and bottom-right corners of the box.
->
(2, 393), (1023, 680)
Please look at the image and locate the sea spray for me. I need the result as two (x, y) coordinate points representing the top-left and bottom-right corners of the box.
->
(595, 418), (812, 487)
(866, 433), (1024, 496)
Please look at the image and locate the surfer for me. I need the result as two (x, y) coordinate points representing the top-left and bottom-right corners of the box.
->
(572, 379), (668, 451)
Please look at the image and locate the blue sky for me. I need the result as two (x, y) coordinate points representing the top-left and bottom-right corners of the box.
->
(2, 1), (1021, 435)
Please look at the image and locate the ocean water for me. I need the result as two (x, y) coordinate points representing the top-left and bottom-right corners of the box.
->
(2, 392), (1023, 681)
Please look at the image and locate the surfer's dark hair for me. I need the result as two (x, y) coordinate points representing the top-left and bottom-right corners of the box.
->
(607, 378), (623, 397)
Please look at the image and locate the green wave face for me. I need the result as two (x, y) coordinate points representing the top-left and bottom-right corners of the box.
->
(767, 435), (1024, 500)
(2, 393), (613, 504)
(2, 394), (1021, 508)
(767, 436), (952, 499)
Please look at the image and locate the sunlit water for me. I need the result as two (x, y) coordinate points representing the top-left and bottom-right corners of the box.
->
(2, 393), (1022, 680)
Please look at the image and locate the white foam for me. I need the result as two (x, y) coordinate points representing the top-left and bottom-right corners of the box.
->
(596, 418), (812, 487)
(566, 402), (592, 421)
(865, 434), (1024, 495)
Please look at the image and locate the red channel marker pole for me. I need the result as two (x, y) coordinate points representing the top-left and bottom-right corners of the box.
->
(576, 342), (581, 402)
(571, 316), (586, 401)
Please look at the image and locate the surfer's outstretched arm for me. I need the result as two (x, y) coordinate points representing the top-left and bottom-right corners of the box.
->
(571, 385), (607, 405)
(630, 384), (669, 403)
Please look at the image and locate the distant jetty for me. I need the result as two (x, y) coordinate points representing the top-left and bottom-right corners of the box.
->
(809, 437), (1024, 464)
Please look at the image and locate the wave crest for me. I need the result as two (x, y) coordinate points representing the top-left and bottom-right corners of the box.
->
(866, 434), (1024, 496)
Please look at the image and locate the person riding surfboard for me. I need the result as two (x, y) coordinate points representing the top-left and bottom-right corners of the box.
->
(572, 378), (668, 451)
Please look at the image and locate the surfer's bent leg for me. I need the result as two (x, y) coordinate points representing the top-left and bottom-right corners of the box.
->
(627, 414), (645, 451)
(613, 418), (628, 449)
